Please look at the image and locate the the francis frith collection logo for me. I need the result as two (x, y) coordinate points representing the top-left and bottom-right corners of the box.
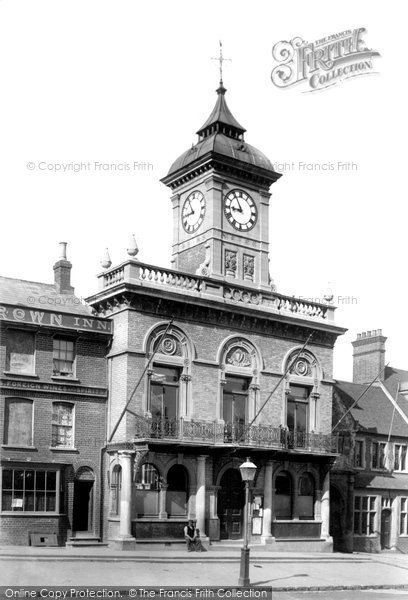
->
(271, 28), (380, 92)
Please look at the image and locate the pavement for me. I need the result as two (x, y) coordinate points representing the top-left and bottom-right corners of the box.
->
(0, 545), (407, 591)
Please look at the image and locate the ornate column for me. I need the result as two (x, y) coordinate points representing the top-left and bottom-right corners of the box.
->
(117, 450), (136, 549)
(196, 455), (208, 539)
(249, 383), (260, 424)
(321, 470), (331, 540)
(159, 483), (168, 519)
(262, 461), (274, 543)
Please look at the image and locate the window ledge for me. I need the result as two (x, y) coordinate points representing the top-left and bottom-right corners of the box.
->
(1, 445), (37, 450)
(49, 446), (78, 452)
(3, 371), (39, 379)
(1, 512), (62, 517)
(273, 519), (321, 523)
(51, 376), (79, 383)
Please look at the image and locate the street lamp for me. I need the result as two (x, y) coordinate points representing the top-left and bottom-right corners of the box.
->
(238, 457), (257, 587)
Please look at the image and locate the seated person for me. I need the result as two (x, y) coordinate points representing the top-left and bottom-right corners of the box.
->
(184, 520), (207, 552)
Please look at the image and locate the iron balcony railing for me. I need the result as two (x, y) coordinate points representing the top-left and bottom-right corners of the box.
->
(133, 416), (338, 454)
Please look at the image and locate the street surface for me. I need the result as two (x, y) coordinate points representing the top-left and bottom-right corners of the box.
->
(0, 551), (407, 598)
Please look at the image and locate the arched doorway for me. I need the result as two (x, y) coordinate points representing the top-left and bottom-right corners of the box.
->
(218, 468), (245, 540)
(381, 509), (391, 549)
(73, 467), (95, 534)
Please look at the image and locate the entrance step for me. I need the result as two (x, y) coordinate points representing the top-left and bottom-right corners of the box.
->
(66, 536), (108, 547)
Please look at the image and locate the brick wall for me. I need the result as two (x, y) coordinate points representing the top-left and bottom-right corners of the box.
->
(110, 309), (335, 438)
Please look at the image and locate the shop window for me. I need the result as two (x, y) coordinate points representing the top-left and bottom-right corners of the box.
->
(135, 463), (160, 517)
(298, 473), (315, 519)
(6, 330), (35, 374)
(354, 495), (376, 535)
(223, 375), (249, 442)
(1, 469), (59, 513)
(53, 338), (75, 377)
(275, 471), (292, 519)
(4, 398), (33, 446)
(51, 402), (74, 447)
(166, 464), (188, 517)
(400, 498), (408, 535)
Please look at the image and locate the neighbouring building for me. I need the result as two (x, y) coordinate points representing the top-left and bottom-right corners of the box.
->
(0, 243), (112, 545)
(87, 76), (346, 551)
(332, 330), (408, 553)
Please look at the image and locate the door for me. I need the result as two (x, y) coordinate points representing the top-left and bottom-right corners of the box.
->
(381, 509), (391, 549)
(73, 481), (94, 532)
(218, 469), (245, 539)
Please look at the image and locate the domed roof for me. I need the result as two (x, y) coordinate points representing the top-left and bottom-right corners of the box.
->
(168, 133), (275, 175)
(164, 83), (279, 182)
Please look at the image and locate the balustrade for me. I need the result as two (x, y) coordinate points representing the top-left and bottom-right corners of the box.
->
(132, 416), (337, 453)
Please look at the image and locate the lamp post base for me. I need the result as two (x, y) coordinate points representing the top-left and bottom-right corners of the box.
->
(238, 547), (250, 586)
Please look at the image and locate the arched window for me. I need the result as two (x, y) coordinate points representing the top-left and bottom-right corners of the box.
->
(144, 324), (192, 425)
(284, 349), (322, 443)
(298, 473), (315, 520)
(166, 465), (189, 516)
(218, 337), (261, 441)
(275, 471), (292, 519)
(51, 402), (74, 448)
(134, 463), (160, 517)
(110, 465), (121, 516)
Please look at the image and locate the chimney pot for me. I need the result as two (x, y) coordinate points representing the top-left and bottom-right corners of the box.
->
(59, 242), (67, 261)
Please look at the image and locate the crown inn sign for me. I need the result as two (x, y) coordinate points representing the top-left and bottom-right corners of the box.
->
(0, 303), (112, 334)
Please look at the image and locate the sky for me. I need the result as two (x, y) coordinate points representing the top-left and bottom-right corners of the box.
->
(0, 1), (405, 381)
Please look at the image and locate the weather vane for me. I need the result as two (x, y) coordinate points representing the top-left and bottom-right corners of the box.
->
(212, 41), (231, 85)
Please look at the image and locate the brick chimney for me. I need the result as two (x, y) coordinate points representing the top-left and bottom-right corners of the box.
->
(352, 329), (387, 384)
(53, 242), (74, 294)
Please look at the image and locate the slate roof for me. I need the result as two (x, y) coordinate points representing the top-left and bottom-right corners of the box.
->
(0, 276), (91, 316)
(167, 133), (276, 176)
(196, 84), (246, 135)
(355, 472), (408, 490)
(334, 379), (408, 438)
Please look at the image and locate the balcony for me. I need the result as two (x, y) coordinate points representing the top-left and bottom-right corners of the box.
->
(133, 416), (338, 454)
(95, 259), (336, 324)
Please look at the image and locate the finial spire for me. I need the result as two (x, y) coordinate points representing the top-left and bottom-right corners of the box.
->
(211, 41), (231, 86)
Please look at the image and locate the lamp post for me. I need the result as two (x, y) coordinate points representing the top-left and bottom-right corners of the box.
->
(238, 457), (257, 587)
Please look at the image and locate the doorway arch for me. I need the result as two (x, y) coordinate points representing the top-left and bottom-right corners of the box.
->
(73, 467), (95, 534)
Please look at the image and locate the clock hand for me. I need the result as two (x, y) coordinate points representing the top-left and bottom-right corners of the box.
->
(184, 200), (195, 217)
(232, 199), (243, 213)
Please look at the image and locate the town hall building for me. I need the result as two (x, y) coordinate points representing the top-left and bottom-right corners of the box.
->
(87, 74), (346, 550)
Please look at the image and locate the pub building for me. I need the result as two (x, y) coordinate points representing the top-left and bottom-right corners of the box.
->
(0, 243), (112, 546)
(87, 74), (346, 550)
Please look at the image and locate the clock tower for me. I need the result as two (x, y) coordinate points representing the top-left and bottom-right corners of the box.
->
(161, 78), (282, 291)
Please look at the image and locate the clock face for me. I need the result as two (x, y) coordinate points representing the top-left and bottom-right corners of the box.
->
(182, 191), (206, 234)
(224, 189), (257, 231)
